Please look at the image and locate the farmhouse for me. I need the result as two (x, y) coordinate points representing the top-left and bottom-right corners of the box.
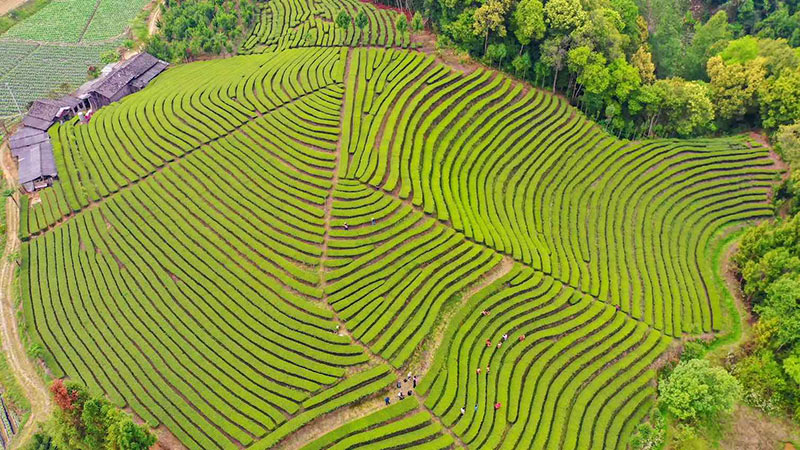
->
(8, 53), (168, 192)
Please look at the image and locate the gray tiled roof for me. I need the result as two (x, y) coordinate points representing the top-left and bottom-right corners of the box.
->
(8, 128), (48, 157)
(93, 53), (161, 98)
(17, 142), (56, 184)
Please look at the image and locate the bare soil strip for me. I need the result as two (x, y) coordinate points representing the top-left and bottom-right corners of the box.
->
(0, 143), (52, 450)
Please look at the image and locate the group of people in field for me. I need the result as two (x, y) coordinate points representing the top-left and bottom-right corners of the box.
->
(384, 372), (418, 405)
(380, 310), (529, 413)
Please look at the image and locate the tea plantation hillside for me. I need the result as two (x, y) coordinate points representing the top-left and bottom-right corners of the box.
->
(18, 44), (778, 450)
(240, 0), (409, 53)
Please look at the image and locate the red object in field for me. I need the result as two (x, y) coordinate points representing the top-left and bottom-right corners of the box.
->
(494, 402), (501, 410)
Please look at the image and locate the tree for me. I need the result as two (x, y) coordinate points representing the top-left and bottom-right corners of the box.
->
(411, 11), (424, 32)
(570, 8), (626, 61)
(473, 0), (511, 52)
(650, 78), (715, 136)
(355, 9), (369, 43)
(541, 36), (569, 92)
(737, 0), (756, 33)
(485, 43), (508, 66)
(47, 380), (156, 450)
(395, 14), (408, 39)
(567, 46), (608, 98)
(543, 0), (586, 33)
(759, 68), (800, 130)
(512, 0), (544, 52)
(775, 121), (800, 166)
(659, 359), (742, 423)
(630, 45), (656, 84)
(335, 9), (351, 31)
(755, 275), (800, 352)
(707, 55), (766, 123)
(684, 11), (732, 80)
(106, 412), (156, 450)
(512, 52), (532, 76)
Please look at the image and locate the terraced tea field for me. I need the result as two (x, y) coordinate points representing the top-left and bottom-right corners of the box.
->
(17, 41), (778, 450)
(240, 0), (411, 53)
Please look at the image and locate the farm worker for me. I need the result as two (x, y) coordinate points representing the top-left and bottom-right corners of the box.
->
(486, 366), (490, 374)
(481, 310), (490, 316)
(398, 391), (404, 399)
(519, 334), (525, 342)
(396, 381), (402, 389)
(407, 390), (413, 396)
(344, 223), (349, 230)
(496, 342), (502, 349)
(486, 339), (491, 347)
(413, 376), (418, 388)
(476, 368), (481, 374)
(385, 397), (390, 405)
(460, 407), (465, 415)
(502, 334), (508, 341)
(371, 217), (376, 225)
(494, 402), (501, 410)
(407, 371), (412, 380)
(475, 404), (478, 412)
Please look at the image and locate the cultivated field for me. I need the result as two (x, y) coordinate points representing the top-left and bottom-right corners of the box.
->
(240, 0), (410, 53)
(0, 42), (117, 116)
(17, 13), (778, 450)
(0, 0), (149, 118)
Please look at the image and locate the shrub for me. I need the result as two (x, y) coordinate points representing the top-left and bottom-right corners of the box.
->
(659, 359), (741, 423)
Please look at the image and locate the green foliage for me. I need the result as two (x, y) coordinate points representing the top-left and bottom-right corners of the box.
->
(411, 11), (424, 32)
(629, 409), (665, 450)
(735, 213), (800, 302)
(732, 212), (800, 420)
(760, 68), (800, 131)
(99, 50), (119, 65)
(512, 0), (544, 46)
(659, 359), (741, 423)
(395, 13), (407, 36)
(511, 52), (532, 75)
(485, 42), (508, 65)
(47, 380), (156, 450)
(775, 121), (800, 167)
(27, 432), (59, 450)
(355, 9), (368, 31)
(720, 36), (760, 65)
(683, 11), (732, 81)
(648, 77), (715, 136)
(681, 340), (707, 361)
(707, 55), (765, 124)
(147, 0), (257, 62)
(336, 9), (352, 30)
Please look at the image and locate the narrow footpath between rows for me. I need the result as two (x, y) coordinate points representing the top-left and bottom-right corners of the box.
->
(0, 144), (52, 450)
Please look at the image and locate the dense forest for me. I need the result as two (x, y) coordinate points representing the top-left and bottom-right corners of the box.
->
(385, 0), (800, 143)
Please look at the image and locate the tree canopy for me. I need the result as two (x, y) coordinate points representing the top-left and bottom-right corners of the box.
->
(659, 359), (742, 423)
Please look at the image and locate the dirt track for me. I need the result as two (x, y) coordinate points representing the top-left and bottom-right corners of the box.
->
(0, 144), (52, 450)
(0, 0), (27, 18)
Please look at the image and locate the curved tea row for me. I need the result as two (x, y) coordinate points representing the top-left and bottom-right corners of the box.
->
(340, 48), (777, 336)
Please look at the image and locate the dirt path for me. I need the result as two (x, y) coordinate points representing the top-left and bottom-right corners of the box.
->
(0, 0), (28, 18)
(147, 2), (161, 36)
(0, 144), (52, 450)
